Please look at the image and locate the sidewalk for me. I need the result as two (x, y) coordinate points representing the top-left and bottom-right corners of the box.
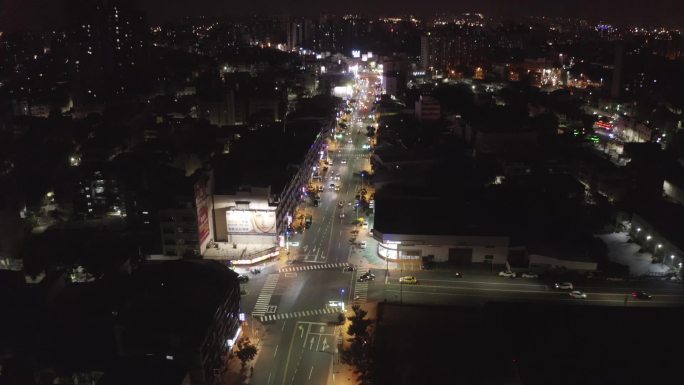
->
(331, 301), (379, 385)
(220, 320), (264, 385)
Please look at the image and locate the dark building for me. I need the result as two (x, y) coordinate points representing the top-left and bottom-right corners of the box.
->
(64, 0), (149, 105)
(119, 260), (242, 385)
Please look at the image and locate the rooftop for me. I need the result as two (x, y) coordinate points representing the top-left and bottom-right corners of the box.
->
(213, 123), (322, 195)
(120, 260), (238, 355)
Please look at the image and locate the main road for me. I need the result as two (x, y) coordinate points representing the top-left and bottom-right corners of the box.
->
(245, 72), (379, 385)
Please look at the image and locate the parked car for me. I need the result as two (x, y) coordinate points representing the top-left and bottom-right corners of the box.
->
(632, 291), (653, 300)
(237, 275), (249, 283)
(498, 271), (516, 278)
(569, 290), (587, 299)
(555, 282), (574, 290)
(521, 272), (539, 278)
(360, 241), (367, 249)
(399, 276), (417, 284)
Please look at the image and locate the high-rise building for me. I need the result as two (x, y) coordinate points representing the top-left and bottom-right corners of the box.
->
(287, 18), (313, 50)
(420, 34), (430, 70)
(423, 23), (487, 74)
(64, 0), (149, 105)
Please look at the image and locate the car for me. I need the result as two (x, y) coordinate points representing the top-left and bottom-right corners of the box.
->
(360, 241), (367, 249)
(335, 174), (341, 180)
(569, 291), (587, 299)
(338, 201), (344, 207)
(317, 186), (324, 192)
(358, 272), (375, 282)
(343, 265), (356, 272)
(237, 275), (249, 283)
(498, 271), (516, 278)
(361, 222), (369, 229)
(347, 139), (353, 144)
(521, 272), (539, 278)
(632, 291), (653, 300)
(399, 276), (417, 284)
(454, 272), (463, 278)
(555, 282), (574, 290)
(339, 212), (345, 218)
(334, 185), (340, 191)
(329, 183), (335, 188)
(341, 159), (347, 164)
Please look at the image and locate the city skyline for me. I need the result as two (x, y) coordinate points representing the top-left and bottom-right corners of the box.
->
(2, 2), (684, 385)
(3, 0), (684, 33)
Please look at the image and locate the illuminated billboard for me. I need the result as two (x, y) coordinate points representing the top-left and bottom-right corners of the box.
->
(194, 177), (211, 248)
(226, 210), (277, 235)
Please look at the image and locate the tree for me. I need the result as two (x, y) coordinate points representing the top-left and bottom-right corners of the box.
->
(235, 338), (258, 370)
(347, 305), (372, 338)
(345, 305), (376, 384)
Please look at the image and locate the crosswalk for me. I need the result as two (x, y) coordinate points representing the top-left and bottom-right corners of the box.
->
(279, 262), (350, 273)
(260, 307), (341, 322)
(353, 268), (370, 304)
(252, 274), (280, 317)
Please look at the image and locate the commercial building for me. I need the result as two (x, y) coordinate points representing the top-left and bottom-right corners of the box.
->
(373, 184), (599, 273)
(374, 231), (510, 265)
(372, 195), (510, 265)
(206, 118), (332, 262)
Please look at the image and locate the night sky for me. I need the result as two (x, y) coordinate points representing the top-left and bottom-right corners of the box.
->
(2, 0), (683, 32)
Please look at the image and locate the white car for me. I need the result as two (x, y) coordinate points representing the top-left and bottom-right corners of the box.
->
(360, 241), (367, 249)
(569, 291), (587, 299)
(555, 282), (574, 290)
(521, 272), (539, 278)
(498, 271), (516, 278)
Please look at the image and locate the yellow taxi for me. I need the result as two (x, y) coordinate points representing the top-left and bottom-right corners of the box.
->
(399, 276), (417, 284)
